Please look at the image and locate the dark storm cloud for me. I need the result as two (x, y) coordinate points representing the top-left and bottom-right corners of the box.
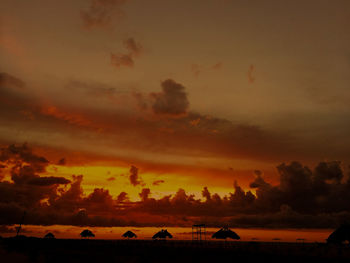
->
(202, 186), (211, 201)
(314, 161), (343, 183)
(151, 79), (189, 116)
(0, 144), (49, 174)
(83, 188), (114, 211)
(0, 145), (127, 226)
(116, 191), (129, 203)
(81, 0), (129, 30)
(0, 145), (73, 226)
(129, 165), (143, 186)
(121, 161), (350, 228)
(27, 176), (71, 186)
(57, 158), (66, 165)
(0, 143), (69, 185)
(139, 188), (150, 202)
(152, 180), (164, 186)
(64, 77), (292, 163)
(250, 161), (350, 214)
(2, 145), (350, 228)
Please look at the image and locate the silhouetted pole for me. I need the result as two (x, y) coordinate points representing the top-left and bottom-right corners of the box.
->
(192, 224), (206, 242)
(16, 211), (26, 237)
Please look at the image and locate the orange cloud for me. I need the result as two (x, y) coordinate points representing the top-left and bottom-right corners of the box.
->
(81, 0), (129, 30)
(124, 38), (143, 57)
(110, 38), (144, 69)
(212, 62), (223, 70)
(41, 106), (93, 128)
(110, 52), (134, 68)
(191, 64), (202, 78)
(0, 34), (25, 57)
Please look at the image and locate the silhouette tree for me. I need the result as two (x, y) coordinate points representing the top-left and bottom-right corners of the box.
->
(80, 229), (95, 239)
(212, 227), (240, 240)
(122, 230), (137, 239)
(152, 229), (173, 240)
(327, 224), (350, 244)
(44, 232), (55, 239)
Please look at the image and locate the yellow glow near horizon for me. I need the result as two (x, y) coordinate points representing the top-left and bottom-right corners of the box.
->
(45, 164), (253, 201)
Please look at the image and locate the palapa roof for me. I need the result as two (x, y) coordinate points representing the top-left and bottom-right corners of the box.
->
(44, 232), (55, 239)
(152, 229), (173, 239)
(122, 230), (137, 238)
(80, 229), (95, 238)
(212, 227), (240, 240)
(327, 224), (350, 244)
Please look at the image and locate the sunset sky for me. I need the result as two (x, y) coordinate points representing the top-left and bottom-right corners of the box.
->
(1, 0), (350, 229)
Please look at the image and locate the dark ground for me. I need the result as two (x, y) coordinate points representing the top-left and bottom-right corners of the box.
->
(0, 237), (350, 263)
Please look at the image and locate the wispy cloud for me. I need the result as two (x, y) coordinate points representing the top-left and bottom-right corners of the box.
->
(190, 62), (223, 77)
(81, 0), (129, 30)
(247, 64), (255, 84)
(110, 38), (144, 69)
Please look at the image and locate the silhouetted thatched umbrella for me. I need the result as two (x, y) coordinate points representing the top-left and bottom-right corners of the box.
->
(44, 232), (55, 239)
(122, 230), (137, 239)
(80, 229), (95, 238)
(327, 224), (350, 244)
(152, 229), (173, 240)
(212, 227), (240, 240)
